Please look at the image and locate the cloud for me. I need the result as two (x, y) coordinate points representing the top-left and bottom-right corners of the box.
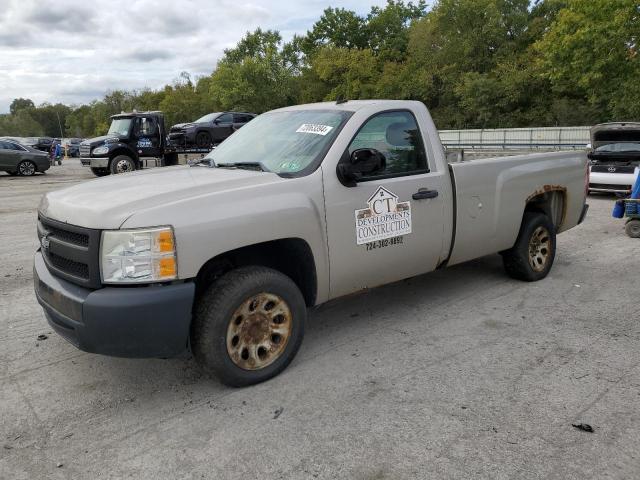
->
(123, 49), (176, 62)
(0, 0), (388, 113)
(0, 31), (32, 47)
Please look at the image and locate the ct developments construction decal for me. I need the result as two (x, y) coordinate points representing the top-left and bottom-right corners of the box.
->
(355, 186), (412, 245)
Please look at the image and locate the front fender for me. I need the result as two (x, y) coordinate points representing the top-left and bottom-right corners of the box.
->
(121, 169), (331, 303)
(107, 144), (137, 160)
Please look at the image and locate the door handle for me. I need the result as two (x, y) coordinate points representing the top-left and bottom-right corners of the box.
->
(412, 188), (439, 200)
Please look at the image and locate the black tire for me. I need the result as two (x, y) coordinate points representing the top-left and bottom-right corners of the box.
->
(90, 167), (110, 177)
(191, 266), (306, 387)
(17, 160), (37, 176)
(110, 155), (136, 174)
(502, 212), (556, 282)
(195, 131), (212, 148)
(625, 219), (640, 238)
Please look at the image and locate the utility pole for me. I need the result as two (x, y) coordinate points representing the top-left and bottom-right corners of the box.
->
(55, 110), (68, 159)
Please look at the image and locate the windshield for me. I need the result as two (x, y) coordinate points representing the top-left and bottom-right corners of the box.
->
(195, 113), (221, 123)
(108, 118), (132, 136)
(595, 142), (640, 153)
(204, 110), (351, 174)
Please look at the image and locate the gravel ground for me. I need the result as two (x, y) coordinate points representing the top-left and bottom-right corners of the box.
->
(1, 159), (639, 479)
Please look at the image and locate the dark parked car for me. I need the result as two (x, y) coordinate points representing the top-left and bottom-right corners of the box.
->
(168, 112), (256, 148)
(64, 138), (84, 157)
(0, 140), (50, 176)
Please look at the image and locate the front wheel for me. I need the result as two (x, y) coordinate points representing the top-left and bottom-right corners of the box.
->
(502, 212), (556, 282)
(110, 155), (136, 174)
(17, 160), (37, 176)
(195, 131), (212, 148)
(191, 266), (306, 387)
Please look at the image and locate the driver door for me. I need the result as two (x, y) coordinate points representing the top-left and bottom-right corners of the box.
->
(133, 117), (161, 157)
(323, 110), (448, 299)
(212, 113), (234, 142)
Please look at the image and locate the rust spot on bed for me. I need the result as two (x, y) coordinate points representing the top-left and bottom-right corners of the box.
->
(526, 185), (566, 203)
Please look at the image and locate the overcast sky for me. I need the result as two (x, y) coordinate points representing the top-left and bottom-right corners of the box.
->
(0, 0), (388, 113)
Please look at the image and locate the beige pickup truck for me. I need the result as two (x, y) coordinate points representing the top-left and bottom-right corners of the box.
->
(34, 100), (589, 386)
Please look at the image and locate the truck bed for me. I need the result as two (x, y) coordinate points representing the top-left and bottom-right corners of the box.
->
(446, 151), (588, 266)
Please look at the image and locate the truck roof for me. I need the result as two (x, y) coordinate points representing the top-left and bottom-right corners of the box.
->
(111, 111), (164, 119)
(272, 100), (425, 113)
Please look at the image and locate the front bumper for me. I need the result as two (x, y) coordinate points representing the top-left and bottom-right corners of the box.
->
(34, 251), (195, 358)
(168, 130), (196, 145)
(589, 169), (638, 194)
(80, 157), (109, 168)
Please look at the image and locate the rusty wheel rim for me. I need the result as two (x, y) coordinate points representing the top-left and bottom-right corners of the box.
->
(226, 293), (292, 370)
(528, 226), (550, 272)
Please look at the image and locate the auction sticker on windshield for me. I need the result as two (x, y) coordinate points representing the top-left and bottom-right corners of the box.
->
(355, 186), (412, 245)
(296, 124), (333, 135)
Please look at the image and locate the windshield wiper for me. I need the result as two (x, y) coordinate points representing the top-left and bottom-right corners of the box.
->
(216, 162), (270, 172)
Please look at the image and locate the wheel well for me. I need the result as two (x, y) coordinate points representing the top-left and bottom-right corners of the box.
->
(525, 188), (566, 230)
(110, 149), (137, 164)
(195, 238), (317, 307)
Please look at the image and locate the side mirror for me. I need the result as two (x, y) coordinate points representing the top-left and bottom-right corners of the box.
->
(337, 148), (386, 186)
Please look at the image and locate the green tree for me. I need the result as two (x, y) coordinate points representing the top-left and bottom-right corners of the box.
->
(0, 110), (44, 136)
(312, 47), (379, 100)
(535, 0), (640, 120)
(29, 103), (72, 137)
(208, 29), (297, 112)
(366, 1), (427, 62)
(302, 8), (368, 56)
(9, 98), (35, 115)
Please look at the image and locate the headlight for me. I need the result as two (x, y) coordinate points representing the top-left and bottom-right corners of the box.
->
(92, 146), (109, 155)
(100, 227), (177, 284)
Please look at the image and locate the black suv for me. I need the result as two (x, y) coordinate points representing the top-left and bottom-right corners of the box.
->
(168, 112), (256, 148)
(23, 137), (54, 152)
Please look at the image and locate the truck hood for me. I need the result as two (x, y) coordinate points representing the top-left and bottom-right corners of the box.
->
(82, 135), (122, 147)
(39, 166), (283, 229)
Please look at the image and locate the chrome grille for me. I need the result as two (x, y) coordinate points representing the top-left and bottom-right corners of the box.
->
(79, 144), (91, 157)
(37, 215), (102, 288)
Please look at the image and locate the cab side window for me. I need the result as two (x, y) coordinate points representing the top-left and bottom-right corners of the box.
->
(136, 117), (157, 136)
(348, 111), (428, 178)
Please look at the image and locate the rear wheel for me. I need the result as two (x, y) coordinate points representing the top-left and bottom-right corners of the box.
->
(625, 219), (640, 238)
(110, 155), (135, 174)
(191, 266), (306, 387)
(90, 167), (110, 177)
(17, 160), (36, 176)
(195, 131), (211, 148)
(502, 212), (556, 281)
